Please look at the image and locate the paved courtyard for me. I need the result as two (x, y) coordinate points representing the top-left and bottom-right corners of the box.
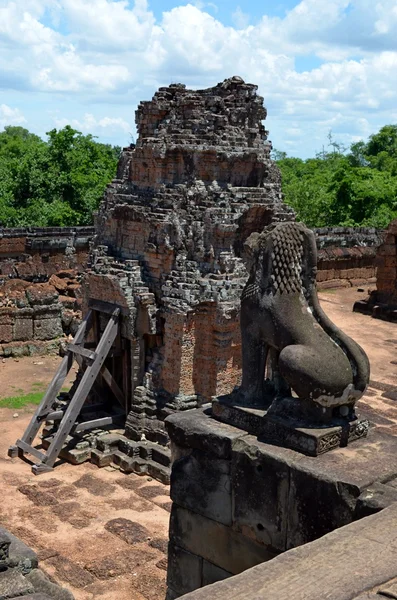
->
(0, 286), (397, 599)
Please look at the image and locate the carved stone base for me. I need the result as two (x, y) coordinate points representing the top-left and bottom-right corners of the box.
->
(212, 396), (370, 457)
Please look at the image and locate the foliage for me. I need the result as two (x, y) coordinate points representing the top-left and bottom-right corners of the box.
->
(0, 391), (44, 409)
(0, 125), (120, 227)
(1, 123), (396, 229)
(274, 125), (397, 228)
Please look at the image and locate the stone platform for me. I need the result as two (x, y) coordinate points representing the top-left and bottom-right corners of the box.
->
(176, 501), (397, 600)
(41, 427), (171, 484)
(212, 395), (370, 456)
(165, 407), (397, 598)
(0, 526), (73, 600)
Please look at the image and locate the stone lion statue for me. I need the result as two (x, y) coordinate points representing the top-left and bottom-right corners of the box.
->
(238, 221), (370, 422)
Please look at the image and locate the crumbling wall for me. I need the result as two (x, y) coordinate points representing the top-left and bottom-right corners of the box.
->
(315, 226), (382, 288)
(354, 219), (397, 320)
(82, 77), (293, 455)
(0, 227), (94, 356)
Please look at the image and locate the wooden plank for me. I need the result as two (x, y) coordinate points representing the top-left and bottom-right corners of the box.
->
(101, 366), (125, 409)
(43, 308), (120, 468)
(45, 411), (64, 421)
(89, 299), (128, 316)
(67, 344), (96, 361)
(72, 416), (113, 433)
(32, 463), (53, 475)
(15, 310), (93, 448)
(16, 439), (46, 462)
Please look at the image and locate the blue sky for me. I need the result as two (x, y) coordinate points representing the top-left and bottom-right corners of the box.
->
(1, 0), (396, 158)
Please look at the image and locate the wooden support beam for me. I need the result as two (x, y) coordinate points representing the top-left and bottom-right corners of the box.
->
(10, 311), (93, 449)
(89, 299), (128, 316)
(101, 366), (125, 410)
(42, 308), (120, 468)
(44, 411), (64, 421)
(15, 439), (46, 462)
(67, 344), (96, 361)
(72, 416), (113, 433)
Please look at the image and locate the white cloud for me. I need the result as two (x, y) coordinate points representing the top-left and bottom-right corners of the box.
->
(0, 104), (26, 128)
(232, 6), (250, 29)
(0, 0), (396, 156)
(54, 113), (131, 133)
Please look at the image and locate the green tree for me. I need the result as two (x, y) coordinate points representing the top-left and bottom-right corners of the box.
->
(0, 125), (119, 227)
(277, 124), (397, 228)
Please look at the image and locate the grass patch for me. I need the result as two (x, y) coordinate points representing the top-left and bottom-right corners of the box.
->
(31, 381), (46, 389)
(0, 392), (44, 409)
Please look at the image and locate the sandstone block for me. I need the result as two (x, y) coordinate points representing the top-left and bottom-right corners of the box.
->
(1, 527), (38, 573)
(13, 317), (33, 342)
(33, 317), (62, 341)
(26, 284), (59, 306)
(0, 324), (13, 343)
(167, 544), (202, 597)
(169, 504), (276, 575)
(165, 409), (248, 460)
(171, 449), (232, 525)
(26, 569), (74, 600)
(0, 569), (34, 599)
(202, 560), (232, 587)
(231, 439), (289, 550)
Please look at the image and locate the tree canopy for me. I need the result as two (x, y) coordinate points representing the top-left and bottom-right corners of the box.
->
(0, 123), (396, 229)
(275, 125), (397, 228)
(0, 125), (120, 227)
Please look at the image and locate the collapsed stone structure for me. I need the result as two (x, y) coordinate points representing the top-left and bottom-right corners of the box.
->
(63, 76), (294, 477)
(0, 227), (94, 357)
(28, 78), (383, 480)
(354, 218), (397, 320)
(0, 526), (74, 599)
(0, 225), (379, 360)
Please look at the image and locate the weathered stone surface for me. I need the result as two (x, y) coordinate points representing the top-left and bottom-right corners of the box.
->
(378, 578), (397, 599)
(176, 502), (397, 600)
(354, 220), (397, 320)
(170, 450), (232, 525)
(166, 410), (248, 460)
(0, 530), (11, 572)
(232, 429), (397, 549)
(26, 569), (74, 600)
(0, 569), (34, 598)
(167, 407), (397, 599)
(169, 505), (277, 575)
(355, 482), (397, 518)
(0, 527), (38, 573)
(104, 518), (150, 544)
(167, 544), (202, 597)
(14, 595), (53, 599)
(33, 316), (62, 341)
(231, 439), (289, 550)
(0, 227), (92, 353)
(202, 561), (232, 587)
(12, 595), (53, 600)
(215, 220), (369, 447)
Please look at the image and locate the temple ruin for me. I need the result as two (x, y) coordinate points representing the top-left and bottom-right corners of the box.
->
(8, 77), (387, 480)
(42, 76), (295, 477)
(354, 218), (397, 320)
(4, 77), (397, 600)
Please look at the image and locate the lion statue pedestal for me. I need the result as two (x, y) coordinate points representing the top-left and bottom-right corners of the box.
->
(212, 221), (370, 456)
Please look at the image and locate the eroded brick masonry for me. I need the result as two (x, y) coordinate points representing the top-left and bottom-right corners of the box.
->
(84, 76), (294, 451)
(0, 227), (94, 356)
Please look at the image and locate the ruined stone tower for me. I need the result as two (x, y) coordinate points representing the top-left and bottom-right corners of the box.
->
(82, 76), (294, 472)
